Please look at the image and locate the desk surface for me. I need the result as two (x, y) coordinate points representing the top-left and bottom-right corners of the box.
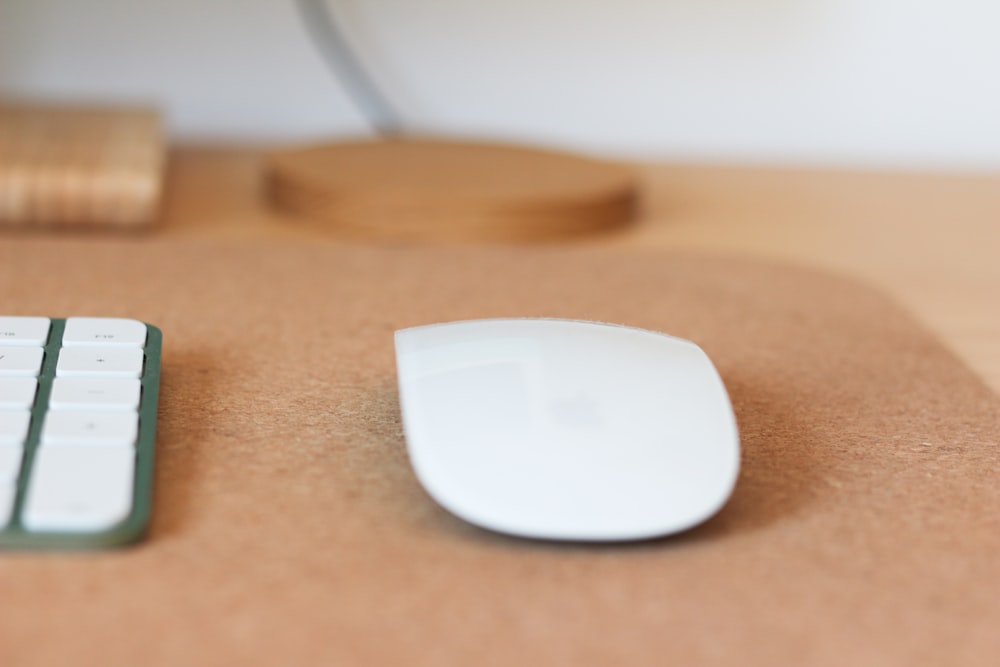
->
(3, 146), (999, 665)
(161, 146), (1000, 395)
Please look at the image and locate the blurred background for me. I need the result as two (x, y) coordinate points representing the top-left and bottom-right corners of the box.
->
(2, 0), (999, 170)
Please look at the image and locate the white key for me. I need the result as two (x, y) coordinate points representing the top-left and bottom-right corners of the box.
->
(62, 317), (146, 348)
(0, 410), (31, 446)
(23, 446), (135, 532)
(0, 317), (51, 346)
(41, 410), (138, 447)
(49, 377), (140, 411)
(0, 377), (38, 409)
(0, 484), (15, 527)
(56, 347), (144, 378)
(0, 446), (23, 483)
(0, 346), (45, 376)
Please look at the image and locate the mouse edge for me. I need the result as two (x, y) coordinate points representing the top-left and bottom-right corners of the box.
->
(393, 317), (701, 347)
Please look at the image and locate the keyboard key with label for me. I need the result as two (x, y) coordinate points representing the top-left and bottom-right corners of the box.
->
(56, 347), (144, 378)
(0, 347), (45, 376)
(23, 446), (136, 532)
(0, 317), (51, 347)
(49, 377), (141, 411)
(41, 410), (138, 447)
(62, 317), (147, 348)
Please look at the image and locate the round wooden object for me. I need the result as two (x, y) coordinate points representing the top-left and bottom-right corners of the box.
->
(266, 138), (638, 242)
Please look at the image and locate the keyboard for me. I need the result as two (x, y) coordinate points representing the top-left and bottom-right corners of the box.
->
(0, 317), (161, 548)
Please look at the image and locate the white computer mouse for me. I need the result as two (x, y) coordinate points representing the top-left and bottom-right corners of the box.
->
(394, 318), (740, 541)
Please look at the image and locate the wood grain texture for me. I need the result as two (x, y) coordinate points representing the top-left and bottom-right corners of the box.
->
(266, 138), (638, 241)
(0, 104), (164, 228)
(0, 239), (997, 666)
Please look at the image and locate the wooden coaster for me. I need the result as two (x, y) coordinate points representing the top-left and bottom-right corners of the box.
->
(0, 103), (164, 228)
(266, 137), (638, 242)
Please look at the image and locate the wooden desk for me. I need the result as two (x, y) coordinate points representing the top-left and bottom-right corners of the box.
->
(5, 145), (999, 666)
(160, 146), (1000, 394)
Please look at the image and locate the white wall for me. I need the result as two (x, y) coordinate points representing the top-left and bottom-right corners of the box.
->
(2, 0), (999, 170)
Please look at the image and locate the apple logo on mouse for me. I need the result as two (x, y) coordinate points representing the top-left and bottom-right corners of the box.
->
(547, 393), (603, 430)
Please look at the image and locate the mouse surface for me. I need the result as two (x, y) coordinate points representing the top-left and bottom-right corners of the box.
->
(394, 318), (740, 541)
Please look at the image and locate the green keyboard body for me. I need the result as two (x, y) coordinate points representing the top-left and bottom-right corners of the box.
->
(0, 317), (161, 548)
